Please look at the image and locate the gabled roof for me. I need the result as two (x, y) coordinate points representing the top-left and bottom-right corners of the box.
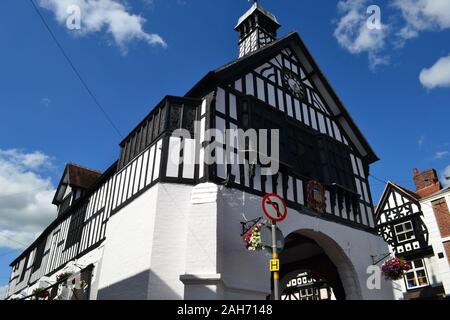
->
(11, 162), (117, 266)
(186, 32), (379, 163)
(52, 163), (102, 205)
(375, 181), (420, 217)
(390, 182), (420, 200)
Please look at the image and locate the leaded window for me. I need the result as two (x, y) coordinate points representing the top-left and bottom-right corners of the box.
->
(183, 106), (197, 137)
(169, 104), (182, 131)
(159, 105), (167, 134)
(318, 136), (356, 192)
(404, 259), (429, 290)
(394, 221), (415, 243)
(153, 111), (160, 139)
(147, 118), (154, 143)
(32, 240), (46, 273)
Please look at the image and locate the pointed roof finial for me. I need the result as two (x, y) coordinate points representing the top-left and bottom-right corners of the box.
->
(237, 1), (280, 29)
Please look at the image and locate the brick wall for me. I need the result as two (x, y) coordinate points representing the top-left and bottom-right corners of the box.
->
(413, 168), (439, 190)
(444, 242), (450, 264)
(432, 197), (450, 238)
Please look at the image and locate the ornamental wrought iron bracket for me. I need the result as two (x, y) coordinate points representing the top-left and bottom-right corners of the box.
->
(240, 217), (263, 236)
(371, 252), (391, 265)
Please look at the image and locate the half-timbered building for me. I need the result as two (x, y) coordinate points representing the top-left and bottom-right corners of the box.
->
(6, 3), (395, 300)
(375, 168), (450, 299)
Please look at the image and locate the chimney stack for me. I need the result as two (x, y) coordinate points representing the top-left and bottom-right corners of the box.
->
(412, 168), (442, 198)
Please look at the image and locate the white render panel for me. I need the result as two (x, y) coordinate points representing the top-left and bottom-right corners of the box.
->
(286, 94), (293, 117)
(302, 103), (310, 126)
(183, 138), (196, 179)
(216, 87), (226, 114)
(153, 140), (162, 181)
(296, 179), (304, 205)
(245, 74), (254, 96)
(257, 77), (265, 102)
(146, 145), (156, 185)
(268, 83), (276, 107)
(166, 137), (181, 178)
(294, 99), (301, 121)
(277, 89), (285, 112)
(229, 94), (237, 120)
(235, 79), (242, 92)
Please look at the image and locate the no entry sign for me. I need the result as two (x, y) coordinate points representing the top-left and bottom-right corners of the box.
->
(262, 193), (287, 222)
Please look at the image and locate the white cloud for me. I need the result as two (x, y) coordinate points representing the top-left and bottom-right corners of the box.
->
(392, 0), (450, 41)
(419, 54), (450, 89)
(434, 151), (449, 160)
(0, 149), (56, 250)
(334, 0), (389, 69)
(39, 0), (166, 51)
(0, 284), (8, 300)
(40, 98), (52, 107)
(442, 165), (450, 188)
(418, 135), (425, 148)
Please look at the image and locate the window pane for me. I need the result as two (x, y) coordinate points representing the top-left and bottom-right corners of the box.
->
(124, 141), (131, 165)
(141, 123), (148, 151)
(147, 118), (154, 144)
(395, 224), (404, 233)
(135, 129), (142, 157)
(405, 221), (413, 230)
(183, 106), (197, 137)
(406, 273), (417, 288)
(153, 112), (160, 138)
(159, 105), (167, 134)
(405, 231), (415, 240)
(416, 271), (428, 285)
(130, 134), (137, 160)
(170, 104), (182, 131)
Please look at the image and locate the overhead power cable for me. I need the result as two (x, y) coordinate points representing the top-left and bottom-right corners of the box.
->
(29, 0), (123, 138)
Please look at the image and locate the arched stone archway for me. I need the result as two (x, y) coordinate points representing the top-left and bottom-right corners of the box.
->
(276, 229), (363, 300)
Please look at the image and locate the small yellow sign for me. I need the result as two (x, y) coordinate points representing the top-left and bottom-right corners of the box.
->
(270, 259), (280, 272)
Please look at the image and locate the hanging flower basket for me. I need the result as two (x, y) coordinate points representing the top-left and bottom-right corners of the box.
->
(381, 257), (411, 281)
(243, 224), (263, 251)
(33, 287), (50, 300)
(56, 272), (74, 287)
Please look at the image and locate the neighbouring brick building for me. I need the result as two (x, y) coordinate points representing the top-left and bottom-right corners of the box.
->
(375, 168), (450, 299)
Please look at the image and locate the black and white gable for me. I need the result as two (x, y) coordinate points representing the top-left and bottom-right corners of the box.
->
(185, 8), (381, 231)
(375, 182), (433, 259)
(188, 32), (378, 165)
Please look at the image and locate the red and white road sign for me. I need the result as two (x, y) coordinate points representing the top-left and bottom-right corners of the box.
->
(262, 193), (287, 222)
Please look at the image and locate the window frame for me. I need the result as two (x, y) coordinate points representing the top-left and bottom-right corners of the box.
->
(394, 221), (416, 244)
(404, 259), (430, 290)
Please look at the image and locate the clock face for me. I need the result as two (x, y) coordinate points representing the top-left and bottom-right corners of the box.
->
(282, 69), (305, 100)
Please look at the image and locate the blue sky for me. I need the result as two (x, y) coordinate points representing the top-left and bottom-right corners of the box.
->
(1, 0), (450, 296)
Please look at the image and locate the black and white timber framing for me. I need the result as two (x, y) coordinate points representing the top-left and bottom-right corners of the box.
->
(375, 183), (433, 260)
(7, 8), (381, 298)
